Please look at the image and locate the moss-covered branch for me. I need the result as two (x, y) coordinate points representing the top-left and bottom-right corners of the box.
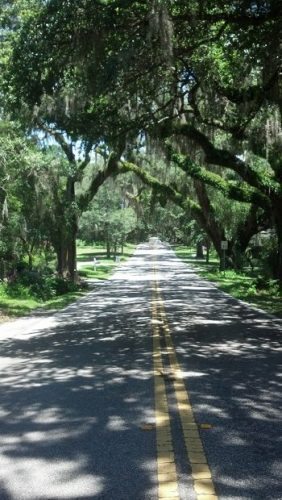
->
(36, 120), (76, 164)
(118, 160), (228, 245)
(172, 8), (281, 26)
(119, 160), (201, 215)
(78, 152), (120, 211)
(171, 152), (271, 209)
(119, 160), (227, 254)
(166, 122), (279, 194)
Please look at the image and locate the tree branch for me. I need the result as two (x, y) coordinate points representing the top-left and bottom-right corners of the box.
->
(169, 122), (279, 194)
(118, 160), (208, 223)
(78, 142), (93, 173)
(171, 152), (271, 209)
(78, 152), (121, 210)
(118, 160), (228, 251)
(36, 119), (75, 164)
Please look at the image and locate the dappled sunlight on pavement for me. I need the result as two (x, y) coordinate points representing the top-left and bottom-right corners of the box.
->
(152, 244), (282, 499)
(0, 246), (157, 499)
(0, 242), (281, 499)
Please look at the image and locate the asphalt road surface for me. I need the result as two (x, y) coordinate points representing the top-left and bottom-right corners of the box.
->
(0, 243), (281, 500)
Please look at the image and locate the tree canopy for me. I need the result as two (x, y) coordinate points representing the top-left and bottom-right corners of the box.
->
(1, 0), (282, 285)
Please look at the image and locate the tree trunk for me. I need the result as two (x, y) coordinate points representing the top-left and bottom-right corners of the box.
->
(67, 227), (77, 282)
(28, 252), (33, 270)
(193, 180), (225, 261)
(231, 205), (270, 269)
(106, 238), (111, 259)
(56, 239), (68, 276)
(0, 259), (5, 280)
(66, 177), (78, 282)
(277, 232), (282, 287)
(205, 239), (210, 263)
(196, 241), (204, 259)
(273, 200), (282, 288)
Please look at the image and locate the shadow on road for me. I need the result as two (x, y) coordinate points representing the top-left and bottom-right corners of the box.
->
(0, 245), (281, 499)
(0, 252), (156, 500)
(156, 249), (282, 500)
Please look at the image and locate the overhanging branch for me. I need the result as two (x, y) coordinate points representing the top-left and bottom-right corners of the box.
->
(36, 119), (75, 164)
(169, 122), (279, 194)
(171, 152), (271, 209)
(172, 8), (281, 26)
(118, 160), (205, 220)
(78, 152), (121, 210)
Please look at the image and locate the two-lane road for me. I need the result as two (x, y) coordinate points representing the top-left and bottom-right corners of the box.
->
(0, 243), (281, 499)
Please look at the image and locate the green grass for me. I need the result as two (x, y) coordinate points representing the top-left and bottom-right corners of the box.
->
(78, 261), (117, 280)
(77, 244), (105, 259)
(175, 246), (282, 318)
(77, 244), (136, 280)
(0, 289), (85, 319)
(0, 243), (136, 322)
(77, 243), (136, 262)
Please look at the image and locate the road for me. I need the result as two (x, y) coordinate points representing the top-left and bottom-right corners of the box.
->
(0, 243), (281, 500)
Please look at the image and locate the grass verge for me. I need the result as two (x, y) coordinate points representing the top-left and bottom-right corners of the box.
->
(77, 244), (136, 280)
(0, 243), (136, 322)
(0, 289), (86, 320)
(175, 246), (282, 318)
(78, 262), (116, 280)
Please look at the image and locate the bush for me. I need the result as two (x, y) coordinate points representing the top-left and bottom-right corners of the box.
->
(30, 276), (57, 300)
(5, 282), (31, 299)
(4, 265), (81, 301)
(53, 277), (79, 295)
(255, 276), (280, 293)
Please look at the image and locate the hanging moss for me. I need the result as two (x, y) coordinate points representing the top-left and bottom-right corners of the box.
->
(171, 151), (271, 208)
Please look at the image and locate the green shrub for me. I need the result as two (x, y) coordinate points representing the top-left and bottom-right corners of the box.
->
(53, 277), (79, 295)
(5, 282), (31, 299)
(246, 285), (257, 295)
(78, 269), (88, 277)
(255, 276), (280, 293)
(29, 276), (56, 300)
(4, 266), (81, 301)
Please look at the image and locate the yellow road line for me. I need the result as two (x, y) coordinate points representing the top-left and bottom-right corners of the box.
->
(152, 271), (180, 500)
(152, 264), (218, 500)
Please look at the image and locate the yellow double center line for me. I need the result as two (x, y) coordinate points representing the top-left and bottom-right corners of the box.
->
(152, 264), (218, 500)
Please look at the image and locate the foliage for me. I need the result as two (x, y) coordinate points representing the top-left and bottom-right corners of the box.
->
(1, 0), (282, 295)
(176, 246), (282, 317)
(0, 282), (85, 318)
(78, 176), (137, 248)
(4, 265), (81, 301)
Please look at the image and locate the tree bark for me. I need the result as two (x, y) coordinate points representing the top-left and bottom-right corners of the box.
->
(193, 180), (224, 257)
(273, 198), (282, 287)
(66, 177), (78, 282)
(205, 239), (210, 263)
(55, 238), (68, 277)
(196, 241), (204, 259)
(28, 252), (33, 270)
(231, 206), (270, 269)
(106, 239), (111, 259)
(67, 225), (77, 281)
